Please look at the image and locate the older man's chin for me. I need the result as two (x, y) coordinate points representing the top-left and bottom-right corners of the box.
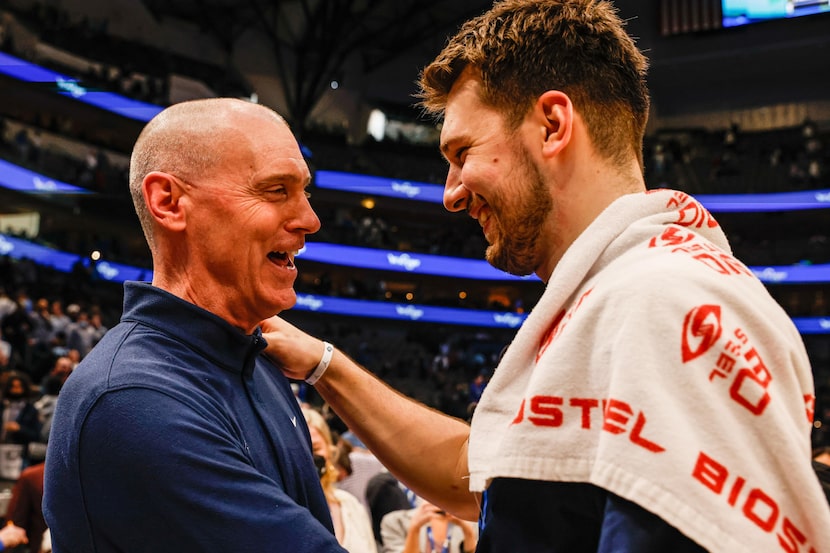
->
(269, 288), (299, 316)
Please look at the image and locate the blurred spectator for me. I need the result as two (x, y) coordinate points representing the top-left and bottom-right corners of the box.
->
(802, 119), (821, 153)
(88, 311), (108, 350)
(649, 142), (671, 187)
(0, 523), (27, 551)
(468, 371), (488, 405)
(715, 122), (741, 178)
(0, 372), (41, 474)
(34, 365), (68, 446)
(13, 129), (30, 164)
(304, 408), (376, 553)
(366, 471), (413, 548)
(28, 131), (42, 168)
(807, 158), (822, 185)
(42, 356), (73, 388)
(0, 289), (14, 321)
(63, 307), (105, 360)
(28, 299), (52, 351)
(813, 446), (830, 504)
(5, 461), (46, 553)
(379, 499), (477, 553)
(331, 436), (353, 482)
(27, 299), (54, 383)
(0, 328), (10, 372)
(0, 293), (35, 371)
(47, 301), (69, 342)
(337, 430), (386, 515)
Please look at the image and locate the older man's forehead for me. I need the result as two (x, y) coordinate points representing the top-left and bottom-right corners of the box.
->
(253, 156), (311, 184)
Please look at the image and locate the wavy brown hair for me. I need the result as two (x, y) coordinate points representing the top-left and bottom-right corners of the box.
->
(419, 0), (650, 170)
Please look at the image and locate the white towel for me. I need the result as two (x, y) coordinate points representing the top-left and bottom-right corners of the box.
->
(468, 189), (830, 552)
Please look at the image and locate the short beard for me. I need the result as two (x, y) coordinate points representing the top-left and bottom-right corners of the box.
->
(486, 145), (552, 276)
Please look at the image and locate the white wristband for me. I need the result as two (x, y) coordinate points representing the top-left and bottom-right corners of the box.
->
(305, 341), (334, 385)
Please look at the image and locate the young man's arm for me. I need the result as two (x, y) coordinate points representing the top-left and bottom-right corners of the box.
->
(261, 316), (479, 520)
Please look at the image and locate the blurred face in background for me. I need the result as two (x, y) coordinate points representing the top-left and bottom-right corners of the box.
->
(52, 356), (74, 382)
(6, 378), (25, 400)
(304, 412), (340, 493)
(308, 424), (329, 462)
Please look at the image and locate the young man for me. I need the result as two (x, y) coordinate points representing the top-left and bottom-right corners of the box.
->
(262, 1), (830, 551)
(43, 99), (347, 552)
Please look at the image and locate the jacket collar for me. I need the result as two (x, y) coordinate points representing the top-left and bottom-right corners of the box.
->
(120, 281), (266, 375)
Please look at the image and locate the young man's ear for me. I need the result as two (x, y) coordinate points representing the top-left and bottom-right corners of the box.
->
(536, 90), (574, 159)
(142, 172), (187, 232)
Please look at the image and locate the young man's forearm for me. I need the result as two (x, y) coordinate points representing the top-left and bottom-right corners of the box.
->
(313, 348), (478, 520)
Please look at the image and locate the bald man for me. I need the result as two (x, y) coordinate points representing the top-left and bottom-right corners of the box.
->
(43, 99), (346, 553)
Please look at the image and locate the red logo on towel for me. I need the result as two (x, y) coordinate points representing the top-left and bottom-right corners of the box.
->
(682, 305), (722, 362)
(647, 226), (695, 248)
(707, 327), (774, 417)
(666, 191), (719, 229)
(511, 395), (665, 453)
(692, 451), (821, 552)
(537, 289), (593, 362)
(649, 228), (752, 277)
(805, 394), (815, 423)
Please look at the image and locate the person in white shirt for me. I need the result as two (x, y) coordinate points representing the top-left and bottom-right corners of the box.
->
(304, 408), (377, 553)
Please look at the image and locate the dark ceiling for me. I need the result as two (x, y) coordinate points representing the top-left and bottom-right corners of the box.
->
(134, 0), (830, 128)
(138, 0), (494, 127)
